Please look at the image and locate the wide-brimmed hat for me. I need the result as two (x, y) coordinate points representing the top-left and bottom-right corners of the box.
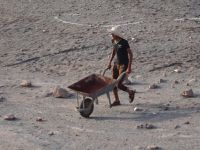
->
(107, 26), (125, 39)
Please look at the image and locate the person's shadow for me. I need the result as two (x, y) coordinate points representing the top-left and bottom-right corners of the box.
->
(90, 102), (200, 122)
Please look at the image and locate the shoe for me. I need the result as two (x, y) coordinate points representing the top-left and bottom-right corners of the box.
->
(129, 90), (135, 103)
(111, 101), (121, 107)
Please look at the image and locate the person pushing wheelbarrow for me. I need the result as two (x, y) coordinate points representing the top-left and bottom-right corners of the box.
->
(107, 26), (135, 106)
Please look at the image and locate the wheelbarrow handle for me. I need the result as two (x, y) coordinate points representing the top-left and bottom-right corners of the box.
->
(102, 68), (110, 76)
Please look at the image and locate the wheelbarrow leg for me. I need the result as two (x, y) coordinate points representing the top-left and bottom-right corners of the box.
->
(106, 92), (112, 108)
(76, 92), (79, 108)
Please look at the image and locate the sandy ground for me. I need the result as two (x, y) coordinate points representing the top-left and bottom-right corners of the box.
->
(1, 0), (200, 149)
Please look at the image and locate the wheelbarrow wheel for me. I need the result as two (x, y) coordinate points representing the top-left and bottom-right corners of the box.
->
(79, 98), (94, 118)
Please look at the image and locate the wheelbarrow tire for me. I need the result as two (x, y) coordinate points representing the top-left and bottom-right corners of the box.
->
(80, 98), (94, 118)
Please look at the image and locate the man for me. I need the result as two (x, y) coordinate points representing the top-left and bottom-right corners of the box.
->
(107, 26), (135, 106)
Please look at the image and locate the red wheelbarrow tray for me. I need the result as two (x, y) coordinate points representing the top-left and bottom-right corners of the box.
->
(68, 74), (115, 98)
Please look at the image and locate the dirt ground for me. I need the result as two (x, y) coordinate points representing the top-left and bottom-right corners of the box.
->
(0, 0), (200, 149)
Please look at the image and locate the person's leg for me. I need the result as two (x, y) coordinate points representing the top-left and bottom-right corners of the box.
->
(112, 64), (120, 106)
(118, 65), (135, 103)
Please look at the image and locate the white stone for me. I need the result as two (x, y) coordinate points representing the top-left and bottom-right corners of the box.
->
(52, 86), (69, 98)
(20, 80), (32, 87)
(174, 69), (181, 73)
(134, 107), (143, 112)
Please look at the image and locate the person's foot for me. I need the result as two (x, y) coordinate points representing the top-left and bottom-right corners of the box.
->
(111, 101), (121, 107)
(129, 90), (135, 103)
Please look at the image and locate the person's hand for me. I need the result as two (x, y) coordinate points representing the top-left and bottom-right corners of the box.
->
(126, 68), (131, 74)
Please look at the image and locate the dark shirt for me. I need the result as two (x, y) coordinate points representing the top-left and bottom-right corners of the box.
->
(113, 39), (130, 66)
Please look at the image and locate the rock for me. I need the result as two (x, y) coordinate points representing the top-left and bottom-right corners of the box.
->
(149, 84), (158, 89)
(0, 96), (6, 102)
(174, 125), (181, 129)
(174, 69), (181, 73)
(52, 86), (70, 98)
(158, 79), (165, 83)
(48, 131), (55, 136)
(137, 123), (156, 129)
(174, 80), (179, 84)
(36, 117), (44, 122)
(184, 121), (190, 124)
(147, 145), (161, 150)
(4, 114), (16, 121)
(20, 80), (32, 87)
(181, 89), (194, 98)
(134, 107), (143, 112)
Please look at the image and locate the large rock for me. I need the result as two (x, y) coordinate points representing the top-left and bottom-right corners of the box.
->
(181, 89), (194, 98)
(52, 86), (70, 98)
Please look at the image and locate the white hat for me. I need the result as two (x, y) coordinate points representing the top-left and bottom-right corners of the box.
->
(107, 26), (125, 39)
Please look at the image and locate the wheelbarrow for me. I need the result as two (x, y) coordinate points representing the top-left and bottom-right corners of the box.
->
(68, 69), (126, 118)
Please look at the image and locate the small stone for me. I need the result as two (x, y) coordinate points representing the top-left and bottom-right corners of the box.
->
(149, 84), (158, 89)
(163, 106), (169, 111)
(137, 123), (156, 129)
(174, 80), (179, 84)
(174, 69), (181, 73)
(184, 121), (190, 124)
(174, 125), (181, 129)
(36, 117), (44, 122)
(0, 96), (5, 102)
(134, 107), (143, 112)
(181, 89), (194, 98)
(158, 79), (165, 83)
(52, 86), (70, 98)
(147, 145), (161, 150)
(4, 114), (16, 121)
(145, 124), (156, 129)
(48, 131), (54, 136)
(42, 29), (48, 33)
(20, 80), (32, 87)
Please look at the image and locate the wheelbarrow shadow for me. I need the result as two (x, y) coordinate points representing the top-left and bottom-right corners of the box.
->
(90, 102), (200, 122)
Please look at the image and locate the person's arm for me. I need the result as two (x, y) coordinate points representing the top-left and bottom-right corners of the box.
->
(126, 48), (133, 74)
(107, 48), (116, 69)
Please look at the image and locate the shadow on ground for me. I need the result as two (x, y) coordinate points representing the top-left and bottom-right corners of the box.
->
(91, 102), (200, 122)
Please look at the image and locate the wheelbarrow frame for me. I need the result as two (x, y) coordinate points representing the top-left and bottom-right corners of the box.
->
(68, 69), (126, 117)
